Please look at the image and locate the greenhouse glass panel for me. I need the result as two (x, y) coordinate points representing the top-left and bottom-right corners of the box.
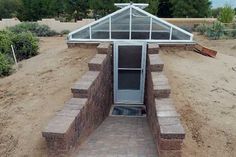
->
(71, 27), (90, 39)
(68, 3), (193, 43)
(151, 18), (171, 40)
(111, 8), (130, 39)
(171, 28), (191, 40)
(91, 18), (109, 39)
(131, 8), (150, 39)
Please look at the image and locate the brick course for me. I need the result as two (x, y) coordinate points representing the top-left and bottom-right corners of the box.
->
(42, 43), (113, 156)
(145, 45), (185, 157)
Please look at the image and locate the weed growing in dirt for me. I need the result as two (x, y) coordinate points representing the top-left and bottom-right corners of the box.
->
(0, 53), (13, 77)
(0, 28), (39, 76)
(8, 22), (58, 37)
(206, 21), (225, 40)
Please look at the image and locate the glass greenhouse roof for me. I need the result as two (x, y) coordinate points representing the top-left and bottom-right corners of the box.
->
(68, 3), (193, 43)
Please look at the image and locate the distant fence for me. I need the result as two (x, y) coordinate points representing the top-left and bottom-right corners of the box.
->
(164, 18), (217, 28)
(0, 18), (95, 32)
(0, 18), (216, 33)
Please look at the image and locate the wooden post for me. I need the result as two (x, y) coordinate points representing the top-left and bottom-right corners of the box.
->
(11, 45), (18, 69)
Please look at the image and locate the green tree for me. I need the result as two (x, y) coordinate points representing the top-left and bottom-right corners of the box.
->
(18, 0), (55, 21)
(50, 0), (67, 18)
(146, 0), (159, 15)
(171, 0), (211, 18)
(211, 8), (222, 18)
(65, 0), (90, 22)
(0, 0), (20, 19)
(218, 5), (235, 23)
(89, 0), (115, 19)
(157, 0), (172, 17)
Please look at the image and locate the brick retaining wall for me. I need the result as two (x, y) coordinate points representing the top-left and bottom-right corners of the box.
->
(42, 43), (112, 156)
(145, 44), (185, 157)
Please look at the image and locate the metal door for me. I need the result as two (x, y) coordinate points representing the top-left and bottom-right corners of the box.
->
(114, 42), (146, 104)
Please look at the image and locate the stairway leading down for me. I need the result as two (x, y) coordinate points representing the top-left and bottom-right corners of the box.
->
(73, 116), (158, 157)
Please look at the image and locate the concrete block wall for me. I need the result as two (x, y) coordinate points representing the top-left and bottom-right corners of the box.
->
(42, 43), (112, 156)
(145, 44), (185, 157)
(0, 18), (95, 32)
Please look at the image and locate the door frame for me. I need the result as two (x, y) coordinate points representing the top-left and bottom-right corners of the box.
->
(113, 41), (147, 105)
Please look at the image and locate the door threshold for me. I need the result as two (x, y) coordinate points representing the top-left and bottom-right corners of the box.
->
(110, 105), (146, 117)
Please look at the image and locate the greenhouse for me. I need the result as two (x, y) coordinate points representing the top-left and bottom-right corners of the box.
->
(68, 3), (194, 43)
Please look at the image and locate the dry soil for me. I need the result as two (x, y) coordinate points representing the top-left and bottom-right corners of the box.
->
(0, 35), (236, 157)
(0, 37), (96, 157)
(160, 34), (236, 157)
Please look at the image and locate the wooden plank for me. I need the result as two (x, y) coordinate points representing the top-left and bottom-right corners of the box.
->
(194, 44), (217, 58)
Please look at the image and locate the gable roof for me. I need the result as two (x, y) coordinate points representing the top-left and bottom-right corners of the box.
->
(68, 3), (194, 43)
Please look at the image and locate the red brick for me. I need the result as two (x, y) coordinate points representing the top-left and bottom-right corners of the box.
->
(148, 43), (160, 54)
(71, 71), (99, 98)
(88, 54), (107, 71)
(160, 138), (183, 150)
(160, 150), (182, 157)
(97, 43), (111, 54)
(149, 54), (164, 72)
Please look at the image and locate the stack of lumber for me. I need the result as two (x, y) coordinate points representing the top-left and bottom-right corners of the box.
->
(194, 44), (217, 58)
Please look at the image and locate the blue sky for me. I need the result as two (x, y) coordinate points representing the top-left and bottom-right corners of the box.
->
(211, 0), (236, 8)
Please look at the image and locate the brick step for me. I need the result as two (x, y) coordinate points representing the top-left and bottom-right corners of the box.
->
(42, 98), (87, 153)
(148, 43), (160, 54)
(97, 43), (111, 54)
(71, 71), (99, 98)
(88, 54), (107, 71)
(155, 98), (185, 145)
(149, 54), (164, 72)
(152, 72), (171, 98)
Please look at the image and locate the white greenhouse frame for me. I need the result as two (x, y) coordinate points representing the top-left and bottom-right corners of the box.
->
(68, 3), (194, 44)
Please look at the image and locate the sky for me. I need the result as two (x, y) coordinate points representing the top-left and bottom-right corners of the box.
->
(211, 0), (236, 8)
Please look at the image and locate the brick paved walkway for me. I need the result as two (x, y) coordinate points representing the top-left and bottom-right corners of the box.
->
(74, 117), (158, 157)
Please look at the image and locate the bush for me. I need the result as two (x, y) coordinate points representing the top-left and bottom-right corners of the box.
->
(206, 21), (225, 40)
(195, 23), (209, 35)
(60, 30), (70, 35)
(231, 29), (236, 38)
(12, 32), (39, 61)
(0, 30), (14, 54)
(8, 22), (58, 37)
(218, 5), (235, 23)
(0, 53), (13, 77)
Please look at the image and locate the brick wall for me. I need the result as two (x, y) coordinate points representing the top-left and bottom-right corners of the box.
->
(145, 44), (185, 157)
(42, 43), (112, 156)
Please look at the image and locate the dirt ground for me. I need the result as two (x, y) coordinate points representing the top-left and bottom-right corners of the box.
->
(0, 37), (96, 157)
(0, 35), (236, 157)
(160, 34), (236, 157)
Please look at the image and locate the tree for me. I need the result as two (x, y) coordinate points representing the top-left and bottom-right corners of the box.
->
(146, 0), (159, 15)
(17, 0), (55, 21)
(211, 8), (222, 18)
(0, 0), (20, 19)
(89, 0), (115, 19)
(157, 0), (172, 17)
(171, 0), (211, 18)
(65, 0), (90, 22)
(50, 0), (67, 18)
(218, 5), (235, 23)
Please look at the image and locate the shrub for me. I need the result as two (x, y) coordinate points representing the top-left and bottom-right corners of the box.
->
(0, 30), (14, 54)
(195, 23), (209, 35)
(206, 21), (225, 40)
(218, 5), (235, 23)
(231, 29), (236, 38)
(8, 22), (58, 37)
(12, 32), (39, 61)
(60, 30), (70, 35)
(0, 53), (13, 77)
